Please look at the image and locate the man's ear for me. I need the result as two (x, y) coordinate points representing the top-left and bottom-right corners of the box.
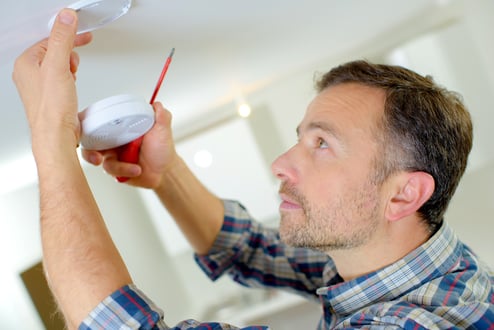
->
(385, 171), (435, 222)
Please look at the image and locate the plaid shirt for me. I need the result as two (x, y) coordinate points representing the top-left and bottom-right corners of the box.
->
(81, 200), (494, 329)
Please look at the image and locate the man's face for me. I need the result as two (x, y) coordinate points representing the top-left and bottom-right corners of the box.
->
(271, 83), (388, 252)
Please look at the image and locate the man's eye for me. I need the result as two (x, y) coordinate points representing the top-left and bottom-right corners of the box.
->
(318, 138), (329, 149)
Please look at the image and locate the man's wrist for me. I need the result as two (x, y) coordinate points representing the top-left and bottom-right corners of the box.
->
(153, 154), (186, 192)
(31, 132), (80, 168)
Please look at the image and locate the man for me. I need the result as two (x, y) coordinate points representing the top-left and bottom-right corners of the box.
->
(13, 9), (494, 329)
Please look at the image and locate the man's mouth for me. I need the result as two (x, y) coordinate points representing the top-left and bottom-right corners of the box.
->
(278, 193), (302, 210)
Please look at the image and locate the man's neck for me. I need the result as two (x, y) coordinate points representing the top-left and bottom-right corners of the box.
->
(328, 218), (430, 281)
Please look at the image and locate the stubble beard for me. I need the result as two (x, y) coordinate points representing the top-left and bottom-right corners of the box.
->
(278, 181), (381, 252)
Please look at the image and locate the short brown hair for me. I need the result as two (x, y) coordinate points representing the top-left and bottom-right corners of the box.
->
(316, 60), (473, 233)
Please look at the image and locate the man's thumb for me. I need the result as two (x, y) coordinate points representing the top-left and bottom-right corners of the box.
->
(45, 9), (78, 70)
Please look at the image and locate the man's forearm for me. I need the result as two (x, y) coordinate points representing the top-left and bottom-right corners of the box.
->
(37, 149), (132, 328)
(153, 156), (224, 255)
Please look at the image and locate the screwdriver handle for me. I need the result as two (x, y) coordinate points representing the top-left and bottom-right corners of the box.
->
(115, 136), (144, 182)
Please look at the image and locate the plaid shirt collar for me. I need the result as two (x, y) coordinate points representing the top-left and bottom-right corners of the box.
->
(318, 222), (460, 316)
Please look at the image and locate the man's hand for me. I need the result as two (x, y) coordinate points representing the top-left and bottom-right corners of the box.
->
(13, 9), (92, 159)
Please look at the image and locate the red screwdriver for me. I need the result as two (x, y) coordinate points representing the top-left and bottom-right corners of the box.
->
(116, 48), (175, 182)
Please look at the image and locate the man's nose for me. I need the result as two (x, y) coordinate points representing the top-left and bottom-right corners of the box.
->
(271, 146), (297, 183)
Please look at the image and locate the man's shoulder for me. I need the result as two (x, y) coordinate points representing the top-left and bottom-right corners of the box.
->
(350, 294), (494, 329)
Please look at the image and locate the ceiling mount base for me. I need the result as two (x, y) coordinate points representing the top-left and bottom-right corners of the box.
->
(48, 0), (132, 34)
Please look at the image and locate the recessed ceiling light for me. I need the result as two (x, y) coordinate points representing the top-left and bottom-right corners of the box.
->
(194, 150), (213, 168)
(49, 0), (132, 34)
(237, 103), (252, 118)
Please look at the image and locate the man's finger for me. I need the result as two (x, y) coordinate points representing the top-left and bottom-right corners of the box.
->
(70, 51), (80, 74)
(81, 149), (104, 165)
(44, 9), (78, 72)
(74, 32), (93, 48)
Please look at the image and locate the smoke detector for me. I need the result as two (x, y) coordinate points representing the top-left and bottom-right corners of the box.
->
(79, 94), (155, 150)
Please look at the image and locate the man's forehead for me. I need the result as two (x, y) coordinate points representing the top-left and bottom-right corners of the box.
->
(303, 83), (385, 124)
(315, 83), (385, 109)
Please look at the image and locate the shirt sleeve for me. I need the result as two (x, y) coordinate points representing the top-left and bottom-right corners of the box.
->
(195, 200), (335, 300)
(79, 284), (166, 329)
(80, 284), (271, 330)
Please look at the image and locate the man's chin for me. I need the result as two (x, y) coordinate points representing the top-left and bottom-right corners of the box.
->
(280, 231), (310, 248)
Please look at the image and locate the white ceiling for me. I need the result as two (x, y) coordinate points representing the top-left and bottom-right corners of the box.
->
(0, 0), (471, 173)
